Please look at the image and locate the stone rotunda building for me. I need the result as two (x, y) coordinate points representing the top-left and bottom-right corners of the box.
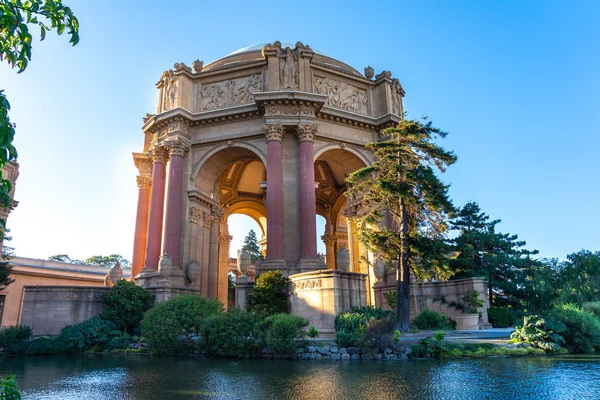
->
(131, 42), (406, 332)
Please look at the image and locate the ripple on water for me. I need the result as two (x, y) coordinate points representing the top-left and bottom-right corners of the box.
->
(6, 355), (600, 400)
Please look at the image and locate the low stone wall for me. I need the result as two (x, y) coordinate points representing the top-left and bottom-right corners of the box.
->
(294, 345), (411, 361)
(289, 269), (366, 335)
(373, 277), (492, 329)
(20, 286), (109, 336)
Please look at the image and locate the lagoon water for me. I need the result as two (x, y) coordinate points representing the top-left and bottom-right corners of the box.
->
(2, 354), (600, 399)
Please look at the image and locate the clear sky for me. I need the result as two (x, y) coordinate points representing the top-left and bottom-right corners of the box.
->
(1, 0), (598, 262)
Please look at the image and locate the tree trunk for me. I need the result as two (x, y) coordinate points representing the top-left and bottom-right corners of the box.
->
(394, 198), (411, 332)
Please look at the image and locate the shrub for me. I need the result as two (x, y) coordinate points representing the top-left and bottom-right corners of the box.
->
(488, 307), (516, 328)
(413, 309), (451, 330)
(200, 309), (260, 359)
(59, 316), (119, 353)
(0, 325), (31, 348)
(307, 326), (319, 338)
(334, 306), (395, 348)
(261, 313), (308, 356)
(0, 374), (20, 400)
(141, 294), (222, 354)
(247, 270), (290, 317)
(547, 303), (600, 353)
(102, 280), (153, 333)
(105, 333), (134, 351)
(462, 291), (484, 314)
(582, 302), (600, 318)
(24, 336), (65, 355)
(410, 331), (447, 358)
(510, 315), (566, 352)
(362, 317), (395, 348)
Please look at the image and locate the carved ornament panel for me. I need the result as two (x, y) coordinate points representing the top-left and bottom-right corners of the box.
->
(313, 76), (368, 115)
(199, 74), (262, 111)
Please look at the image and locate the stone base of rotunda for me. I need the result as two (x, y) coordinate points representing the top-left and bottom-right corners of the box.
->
(289, 269), (366, 336)
(296, 258), (327, 273)
(135, 268), (198, 304)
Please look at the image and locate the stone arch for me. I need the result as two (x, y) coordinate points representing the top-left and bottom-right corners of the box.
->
(191, 142), (267, 185)
(313, 143), (371, 167)
(225, 200), (267, 238)
(193, 145), (266, 195)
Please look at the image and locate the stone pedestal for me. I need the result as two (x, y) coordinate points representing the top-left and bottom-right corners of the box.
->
(235, 278), (256, 309)
(289, 269), (366, 335)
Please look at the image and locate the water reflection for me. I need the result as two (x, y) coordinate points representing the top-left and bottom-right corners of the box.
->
(1, 355), (599, 399)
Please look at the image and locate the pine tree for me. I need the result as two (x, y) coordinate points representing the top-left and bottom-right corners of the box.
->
(449, 202), (538, 307)
(242, 229), (261, 263)
(347, 118), (456, 332)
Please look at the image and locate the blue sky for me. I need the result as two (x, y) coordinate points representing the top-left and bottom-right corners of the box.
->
(1, 0), (598, 261)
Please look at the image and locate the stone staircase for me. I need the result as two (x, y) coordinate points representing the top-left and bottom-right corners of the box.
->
(426, 298), (492, 330)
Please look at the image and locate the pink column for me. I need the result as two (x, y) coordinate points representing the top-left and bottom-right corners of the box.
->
(162, 145), (187, 267)
(264, 124), (284, 260)
(131, 176), (151, 278)
(297, 124), (318, 259)
(143, 147), (168, 271)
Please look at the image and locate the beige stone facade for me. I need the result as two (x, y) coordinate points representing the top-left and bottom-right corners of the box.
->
(0, 257), (115, 328)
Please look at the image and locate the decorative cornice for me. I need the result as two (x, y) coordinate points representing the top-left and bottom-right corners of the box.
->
(296, 124), (318, 143)
(263, 123), (284, 142)
(188, 189), (219, 208)
(132, 153), (152, 177)
(136, 176), (152, 190)
(149, 146), (169, 163)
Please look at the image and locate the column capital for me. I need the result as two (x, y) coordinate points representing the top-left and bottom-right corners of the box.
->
(149, 146), (169, 163)
(165, 136), (190, 157)
(296, 123), (318, 142)
(321, 232), (336, 246)
(136, 176), (152, 190)
(133, 153), (152, 177)
(189, 207), (203, 224)
(203, 212), (219, 226)
(219, 234), (233, 246)
(263, 123), (284, 142)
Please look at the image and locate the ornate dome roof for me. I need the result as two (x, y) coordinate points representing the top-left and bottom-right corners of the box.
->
(203, 42), (363, 78)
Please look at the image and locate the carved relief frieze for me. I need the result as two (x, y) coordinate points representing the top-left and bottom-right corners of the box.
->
(37, 290), (105, 301)
(199, 74), (262, 111)
(295, 279), (321, 290)
(313, 76), (368, 115)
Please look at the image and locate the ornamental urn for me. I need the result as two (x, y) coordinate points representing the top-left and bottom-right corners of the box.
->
(109, 261), (123, 284)
(237, 249), (251, 277)
(364, 66), (375, 79)
(158, 253), (173, 277)
(336, 246), (350, 272)
(373, 258), (386, 282)
(186, 261), (200, 282)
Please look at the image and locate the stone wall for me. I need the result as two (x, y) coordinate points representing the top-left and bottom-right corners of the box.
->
(373, 277), (492, 329)
(289, 269), (366, 335)
(20, 286), (109, 336)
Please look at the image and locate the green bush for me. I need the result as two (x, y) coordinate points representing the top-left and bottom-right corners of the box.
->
(247, 270), (290, 317)
(105, 333), (134, 351)
(307, 326), (319, 338)
(24, 336), (65, 355)
(334, 306), (394, 348)
(0, 374), (20, 400)
(413, 309), (452, 330)
(141, 294), (222, 354)
(547, 303), (600, 353)
(102, 280), (153, 333)
(200, 309), (260, 359)
(59, 316), (119, 353)
(261, 313), (308, 356)
(510, 315), (566, 352)
(410, 331), (447, 358)
(488, 307), (516, 328)
(0, 325), (31, 348)
(582, 302), (600, 318)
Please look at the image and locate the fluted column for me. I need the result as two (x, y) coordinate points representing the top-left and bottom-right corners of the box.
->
(297, 124), (319, 259)
(143, 146), (169, 271)
(131, 176), (151, 278)
(162, 138), (189, 267)
(208, 210), (221, 299)
(264, 124), (285, 261)
(345, 215), (357, 273)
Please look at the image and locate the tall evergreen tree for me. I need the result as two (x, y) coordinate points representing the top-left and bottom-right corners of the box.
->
(242, 229), (261, 263)
(347, 118), (456, 332)
(449, 202), (538, 307)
